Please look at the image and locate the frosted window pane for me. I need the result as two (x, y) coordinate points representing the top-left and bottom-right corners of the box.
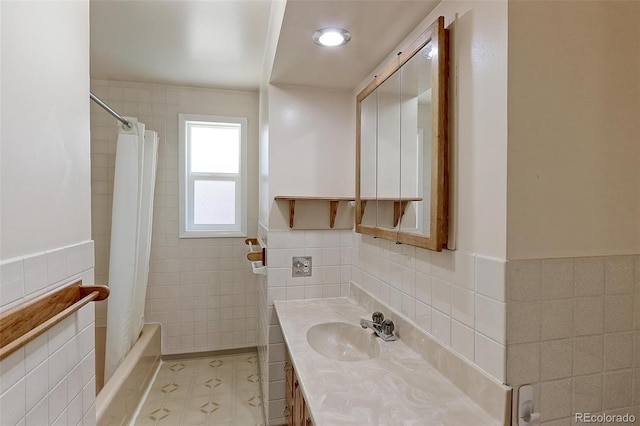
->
(190, 125), (240, 173)
(194, 181), (236, 225)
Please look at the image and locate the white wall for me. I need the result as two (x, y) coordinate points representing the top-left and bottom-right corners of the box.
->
(507, 0), (640, 260)
(0, 0), (92, 260)
(267, 84), (355, 230)
(258, 0), (286, 231)
(0, 1), (96, 424)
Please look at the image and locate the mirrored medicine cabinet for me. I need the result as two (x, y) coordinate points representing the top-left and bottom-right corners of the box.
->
(356, 16), (449, 251)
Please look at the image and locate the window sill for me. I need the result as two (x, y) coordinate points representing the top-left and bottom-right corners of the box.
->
(179, 230), (247, 239)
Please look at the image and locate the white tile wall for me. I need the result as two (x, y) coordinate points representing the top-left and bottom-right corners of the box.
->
(256, 232), (269, 423)
(90, 79), (258, 355)
(266, 229), (352, 305)
(0, 242), (96, 425)
(505, 255), (640, 425)
(351, 233), (507, 382)
(263, 228), (353, 425)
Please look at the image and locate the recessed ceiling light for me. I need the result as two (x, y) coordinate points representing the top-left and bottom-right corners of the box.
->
(312, 28), (351, 47)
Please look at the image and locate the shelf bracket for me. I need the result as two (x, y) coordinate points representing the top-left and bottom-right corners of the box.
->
(393, 200), (410, 227)
(329, 201), (339, 228)
(288, 200), (296, 228)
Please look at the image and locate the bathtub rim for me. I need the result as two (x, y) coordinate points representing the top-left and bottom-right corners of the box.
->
(95, 322), (161, 425)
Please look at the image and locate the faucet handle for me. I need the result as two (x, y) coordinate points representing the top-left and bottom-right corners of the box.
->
(372, 311), (384, 324)
(381, 319), (395, 335)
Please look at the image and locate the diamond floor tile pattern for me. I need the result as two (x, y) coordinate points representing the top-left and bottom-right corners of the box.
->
(135, 353), (264, 425)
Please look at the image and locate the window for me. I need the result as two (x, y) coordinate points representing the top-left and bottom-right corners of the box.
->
(179, 114), (247, 237)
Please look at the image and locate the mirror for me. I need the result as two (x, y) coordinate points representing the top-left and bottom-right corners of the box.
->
(355, 16), (448, 251)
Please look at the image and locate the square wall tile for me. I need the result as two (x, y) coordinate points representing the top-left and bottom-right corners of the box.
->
(415, 301), (432, 333)
(451, 320), (474, 361)
(604, 295), (633, 332)
(431, 309), (451, 345)
(476, 256), (505, 302)
(415, 272), (432, 306)
(634, 294), (640, 331)
(603, 370), (633, 409)
(431, 249), (452, 282)
(507, 302), (541, 344)
(431, 278), (451, 315)
(635, 332), (640, 368)
(540, 379), (572, 421)
(0, 379), (26, 426)
(574, 297), (604, 336)
(506, 342), (540, 386)
(507, 260), (541, 302)
(604, 332), (633, 371)
(541, 299), (573, 340)
(574, 257), (605, 297)
(635, 255), (640, 292)
(604, 256), (634, 295)
(634, 370), (640, 405)
(452, 251), (474, 290)
(540, 339), (572, 381)
(573, 335), (604, 376)
(451, 287), (475, 328)
(475, 295), (505, 344)
(23, 254), (47, 297)
(573, 373), (603, 413)
(0, 259), (25, 306)
(46, 249), (67, 285)
(541, 258), (573, 300)
(475, 333), (505, 382)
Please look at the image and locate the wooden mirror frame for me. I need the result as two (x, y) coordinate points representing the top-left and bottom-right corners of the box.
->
(355, 16), (448, 251)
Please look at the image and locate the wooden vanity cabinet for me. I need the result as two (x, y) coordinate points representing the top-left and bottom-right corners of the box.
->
(284, 353), (314, 426)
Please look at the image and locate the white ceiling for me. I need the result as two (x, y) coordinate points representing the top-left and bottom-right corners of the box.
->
(271, 1), (440, 90)
(90, 0), (440, 92)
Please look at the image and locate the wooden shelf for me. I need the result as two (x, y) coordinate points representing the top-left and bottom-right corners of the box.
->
(274, 196), (355, 229)
(0, 280), (109, 360)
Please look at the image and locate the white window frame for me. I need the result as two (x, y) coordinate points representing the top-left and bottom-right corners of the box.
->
(179, 113), (248, 238)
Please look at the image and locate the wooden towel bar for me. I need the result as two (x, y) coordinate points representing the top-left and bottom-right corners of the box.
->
(244, 237), (266, 266)
(0, 280), (109, 360)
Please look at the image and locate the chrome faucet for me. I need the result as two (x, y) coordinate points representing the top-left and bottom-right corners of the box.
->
(360, 311), (397, 341)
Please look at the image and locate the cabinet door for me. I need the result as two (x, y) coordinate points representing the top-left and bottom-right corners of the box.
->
(399, 40), (433, 237)
(284, 357), (294, 425)
(376, 70), (402, 231)
(294, 376), (304, 426)
(358, 91), (378, 227)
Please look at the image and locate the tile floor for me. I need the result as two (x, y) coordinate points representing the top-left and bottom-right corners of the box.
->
(134, 353), (265, 426)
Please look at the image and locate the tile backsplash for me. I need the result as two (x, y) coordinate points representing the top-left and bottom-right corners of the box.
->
(0, 242), (96, 426)
(351, 233), (507, 382)
(505, 255), (640, 425)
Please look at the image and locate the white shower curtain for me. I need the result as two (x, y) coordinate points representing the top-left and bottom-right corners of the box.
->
(105, 118), (158, 382)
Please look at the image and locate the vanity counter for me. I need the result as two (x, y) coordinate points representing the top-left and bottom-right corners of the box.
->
(275, 297), (506, 426)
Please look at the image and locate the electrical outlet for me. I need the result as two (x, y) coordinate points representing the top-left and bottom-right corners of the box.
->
(292, 256), (312, 277)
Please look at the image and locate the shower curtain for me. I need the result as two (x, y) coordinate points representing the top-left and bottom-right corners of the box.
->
(105, 118), (158, 382)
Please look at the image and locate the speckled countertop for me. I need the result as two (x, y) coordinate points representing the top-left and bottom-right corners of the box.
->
(275, 297), (502, 426)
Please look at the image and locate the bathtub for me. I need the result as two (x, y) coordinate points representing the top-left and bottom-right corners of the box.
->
(95, 323), (161, 426)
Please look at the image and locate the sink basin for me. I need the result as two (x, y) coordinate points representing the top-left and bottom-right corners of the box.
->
(306, 322), (380, 362)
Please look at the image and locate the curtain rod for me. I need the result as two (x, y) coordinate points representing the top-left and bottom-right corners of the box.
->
(90, 92), (132, 129)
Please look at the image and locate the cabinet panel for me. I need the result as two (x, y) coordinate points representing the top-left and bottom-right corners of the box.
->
(284, 351), (315, 426)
